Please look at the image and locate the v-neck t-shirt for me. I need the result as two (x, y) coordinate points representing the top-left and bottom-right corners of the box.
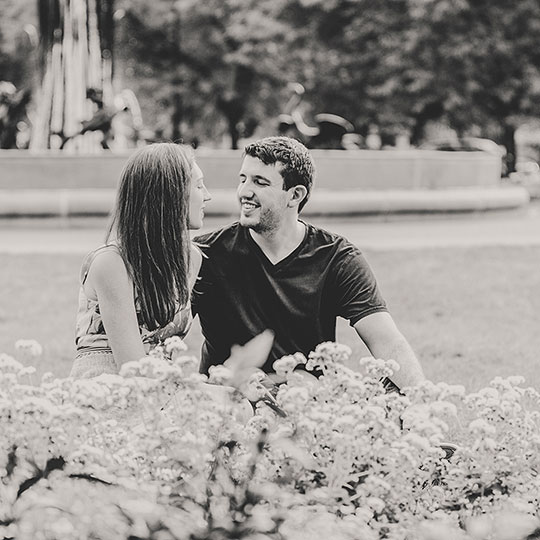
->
(193, 221), (387, 374)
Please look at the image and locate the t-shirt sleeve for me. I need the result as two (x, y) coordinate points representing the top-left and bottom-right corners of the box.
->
(329, 243), (388, 326)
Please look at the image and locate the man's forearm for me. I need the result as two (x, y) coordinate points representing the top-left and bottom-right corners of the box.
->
(370, 334), (426, 390)
(354, 312), (426, 391)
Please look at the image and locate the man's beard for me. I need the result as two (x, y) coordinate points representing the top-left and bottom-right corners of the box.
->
(240, 208), (280, 234)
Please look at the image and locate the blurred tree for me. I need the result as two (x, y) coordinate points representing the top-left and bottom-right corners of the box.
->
(282, 0), (540, 169)
(0, 0), (37, 88)
(407, 0), (540, 173)
(0, 0), (38, 148)
(116, 0), (295, 148)
(5, 0), (540, 159)
(275, 0), (418, 141)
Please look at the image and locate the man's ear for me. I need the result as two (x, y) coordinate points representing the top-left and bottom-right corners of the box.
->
(287, 185), (308, 208)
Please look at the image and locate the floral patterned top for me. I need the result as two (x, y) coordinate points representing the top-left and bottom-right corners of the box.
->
(75, 244), (192, 357)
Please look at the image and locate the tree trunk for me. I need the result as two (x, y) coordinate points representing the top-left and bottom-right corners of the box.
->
(98, 0), (115, 76)
(171, 91), (182, 142)
(410, 101), (444, 146)
(37, 0), (62, 81)
(217, 98), (242, 149)
(501, 122), (516, 176)
(228, 119), (239, 150)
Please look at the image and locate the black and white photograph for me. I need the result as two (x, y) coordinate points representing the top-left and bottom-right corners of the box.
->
(1, 1), (540, 538)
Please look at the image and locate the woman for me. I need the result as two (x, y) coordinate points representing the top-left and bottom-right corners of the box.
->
(70, 143), (211, 378)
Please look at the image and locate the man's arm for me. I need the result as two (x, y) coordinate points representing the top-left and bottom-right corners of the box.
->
(353, 311), (425, 390)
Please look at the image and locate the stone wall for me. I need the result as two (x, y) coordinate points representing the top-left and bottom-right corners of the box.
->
(0, 149), (502, 191)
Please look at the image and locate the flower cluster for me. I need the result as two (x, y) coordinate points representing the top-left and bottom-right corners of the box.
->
(1, 339), (540, 539)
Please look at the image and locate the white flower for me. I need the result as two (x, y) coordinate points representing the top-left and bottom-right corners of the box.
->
(0, 353), (24, 373)
(164, 336), (188, 354)
(306, 342), (351, 371)
(273, 355), (299, 376)
(332, 414), (357, 431)
(468, 418), (496, 436)
(208, 365), (233, 384)
(430, 401), (458, 417)
(18, 366), (37, 377)
(366, 496), (385, 514)
(355, 507), (374, 522)
(243, 380), (268, 401)
(173, 355), (199, 376)
(403, 432), (431, 453)
(506, 375), (525, 387)
(14, 339), (43, 357)
(279, 386), (310, 413)
(359, 356), (396, 377)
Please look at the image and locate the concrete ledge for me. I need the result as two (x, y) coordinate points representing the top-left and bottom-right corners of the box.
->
(0, 186), (529, 217)
(307, 186), (530, 214)
(0, 149), (502, 190)
(0, 189), (114, 217)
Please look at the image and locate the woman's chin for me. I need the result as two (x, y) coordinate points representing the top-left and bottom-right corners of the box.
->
(188, 219), (202, 230)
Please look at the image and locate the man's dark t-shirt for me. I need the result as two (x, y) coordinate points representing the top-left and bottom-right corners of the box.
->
(193, 222), (387, 374)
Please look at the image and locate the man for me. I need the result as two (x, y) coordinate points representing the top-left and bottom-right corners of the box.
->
(193, 136), (425, 390)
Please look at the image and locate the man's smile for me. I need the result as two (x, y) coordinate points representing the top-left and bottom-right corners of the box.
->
(240, 200), (260, 213)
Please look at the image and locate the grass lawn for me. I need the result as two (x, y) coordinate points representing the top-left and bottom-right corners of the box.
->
(1, 246), (539, 391)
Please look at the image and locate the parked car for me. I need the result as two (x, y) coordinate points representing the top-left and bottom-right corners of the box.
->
(419, 137), (507, 175)
(419, 137), (506, 157)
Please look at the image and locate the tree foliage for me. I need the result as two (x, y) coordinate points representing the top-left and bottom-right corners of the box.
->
(115, 0), (296, 147)
(3, 0), (540, 157)
(407, 0), (540, 170)
(0, 0), (37, 88)
(279, 0), (540, 168)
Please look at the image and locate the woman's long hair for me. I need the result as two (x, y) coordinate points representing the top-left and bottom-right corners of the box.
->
(106, 143), (193, 331)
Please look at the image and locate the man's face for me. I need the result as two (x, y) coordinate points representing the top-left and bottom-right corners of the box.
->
(237, 156), (290, 233)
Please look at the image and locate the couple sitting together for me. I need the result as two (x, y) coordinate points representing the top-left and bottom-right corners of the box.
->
(70, 136), (425, 393)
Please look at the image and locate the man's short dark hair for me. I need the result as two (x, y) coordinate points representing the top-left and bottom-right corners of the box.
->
(244, 136), (315, 212)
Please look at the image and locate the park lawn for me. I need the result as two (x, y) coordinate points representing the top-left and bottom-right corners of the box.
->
(1, 246), (539, 391)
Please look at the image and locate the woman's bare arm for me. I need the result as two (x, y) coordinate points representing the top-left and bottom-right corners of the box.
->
(86, 250), (146, 368)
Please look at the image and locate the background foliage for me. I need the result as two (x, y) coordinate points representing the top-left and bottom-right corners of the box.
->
(2, 0), (540, 165)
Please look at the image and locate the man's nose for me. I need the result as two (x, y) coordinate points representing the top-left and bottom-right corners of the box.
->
(237, 179), (254, 198)
(203, 185), (211, 201)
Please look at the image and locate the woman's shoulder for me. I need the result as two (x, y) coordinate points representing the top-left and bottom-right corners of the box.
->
(83, 245), (129, 288)
(80, 244), (117, 282)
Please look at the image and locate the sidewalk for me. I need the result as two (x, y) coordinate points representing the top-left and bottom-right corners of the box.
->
(1, 203), (539, 253)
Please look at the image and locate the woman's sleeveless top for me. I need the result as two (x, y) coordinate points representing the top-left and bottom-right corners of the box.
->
(75, 244), (192, 356)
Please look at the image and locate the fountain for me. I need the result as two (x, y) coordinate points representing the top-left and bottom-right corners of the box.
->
(30, 0), (120, 152)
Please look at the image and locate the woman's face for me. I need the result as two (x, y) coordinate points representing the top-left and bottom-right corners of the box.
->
(188, 162), (211, 230)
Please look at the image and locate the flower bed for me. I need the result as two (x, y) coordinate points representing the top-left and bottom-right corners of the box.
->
(1, 338), (540, 540)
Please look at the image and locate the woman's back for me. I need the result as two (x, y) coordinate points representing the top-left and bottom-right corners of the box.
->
(71, 244), (193, 378)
